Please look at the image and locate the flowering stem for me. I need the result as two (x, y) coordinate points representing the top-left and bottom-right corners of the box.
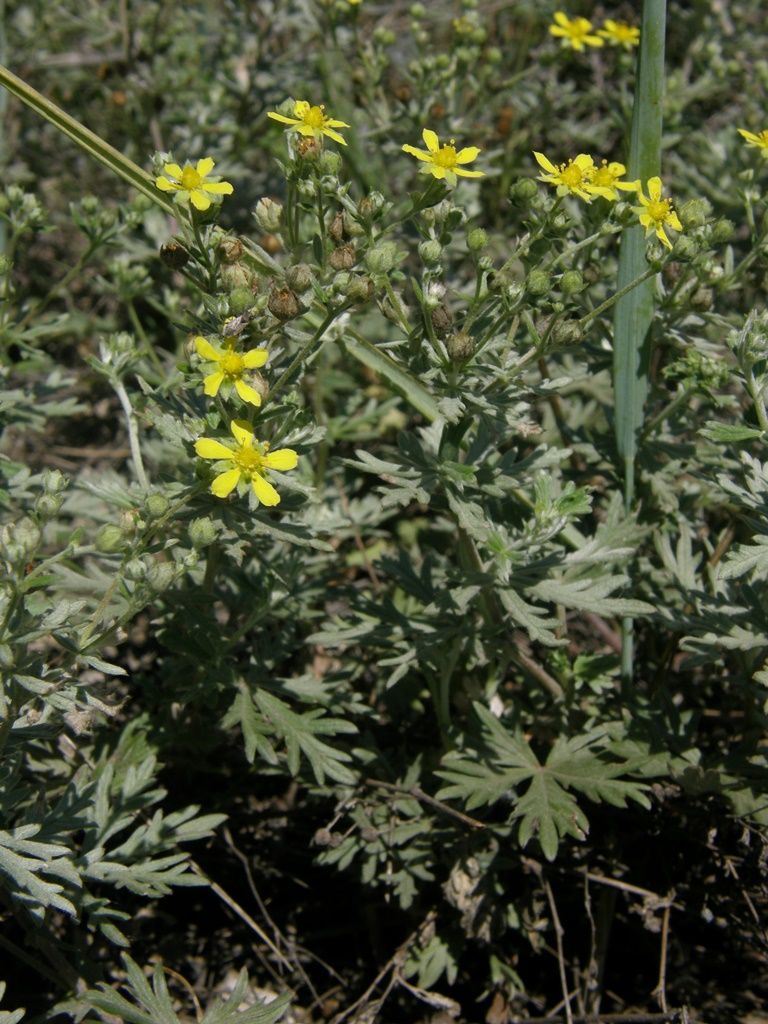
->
(269, 308), (339, 397)
(113, 375), (150, 493)
(383, 278), (412, 335)
(579, 265), (658, 328)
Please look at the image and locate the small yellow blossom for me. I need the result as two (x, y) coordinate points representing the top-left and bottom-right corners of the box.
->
(549, 12), (603, 51)
(533, 152), (614, 202)
(598, 19), (640, 49)
(194, 337), (268, 407)
(453, 16), (474, 35)
(591, 159), (633, 199)
(402, 129), (483, 187)
(268, 100), (350, 146)
(738, 128), (768, 151)
(155, 158), (233, 212)
(632, 176), (682, 250)
(195, 420), (298, 506)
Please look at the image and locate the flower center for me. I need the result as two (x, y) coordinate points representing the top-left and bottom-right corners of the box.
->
(592, 165), (615, 186)
(434, 143), (458, 169)
(560, 162), (587, 187)
(181, 167), (203, 189)
(233, 445), (264, 474)
(648, 199), (670, 223)
(303, 106), (326, 128)
(569, 20), (589, 39)
(221, 350), (245, 377)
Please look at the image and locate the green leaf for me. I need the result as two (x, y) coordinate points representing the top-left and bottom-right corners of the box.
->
(436, 704), (650, 860)
(254, 690), (358, 785)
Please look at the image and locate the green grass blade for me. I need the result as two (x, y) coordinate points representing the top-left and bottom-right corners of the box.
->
(613, 0), (667, 681)
(0, 63), (177, 217)
(341, 331), (441, 423)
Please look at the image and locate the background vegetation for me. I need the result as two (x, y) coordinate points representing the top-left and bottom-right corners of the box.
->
(2, 1), (768, 1022)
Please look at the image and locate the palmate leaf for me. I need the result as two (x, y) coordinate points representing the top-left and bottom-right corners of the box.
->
(80, 955), (290, 1024)
(436, 704), (650, 860)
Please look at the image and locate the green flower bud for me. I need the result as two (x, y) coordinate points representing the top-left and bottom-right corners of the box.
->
(510, 178), (539, 202)
(560, 270), (584, 296)
(332, 271), (352, 295)
(1, 518), (41, 563)
(466, 229), (489, 253)
(487, 268), (513, 293)
(365, 241), (399, 275)
(446, 331), (474, 362)
(374, 27), (397, 45)
(41, 469), (67, 494)
(711, 219), (735, 244)
(410, 3), (425, 18)
(551, 319), (584, 347)
(254, 197), (283, 233)
(347, 275), (374, 304)
(319, 151), (342, 175)
(229, 286), (257, 316)
(690, 286), (714, 312)
(95, 523), (127, 553)
(0, 254), (10, 275)
(526, 269), (551, 296)
(486, 46), (502, 63)
(146, 562), (175, 592)
(124, 558), (147, 582)
(221, 262), (254, 291)
(35, 493), (63, 519)
(419, 240), (443, 265)
(678, 198), (712, 231)
(144, 492), (170, 519)
(285, 263), (313, 292)
(671, 235), (699, 262)
(189, 517), (218, 548)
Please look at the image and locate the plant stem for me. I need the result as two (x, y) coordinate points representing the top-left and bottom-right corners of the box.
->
(113, 376), (150, 493)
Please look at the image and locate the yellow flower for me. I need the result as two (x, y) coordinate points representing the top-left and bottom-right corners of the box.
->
(195, 337), (268, 407)
(591, 159), (633, 199)
(155, 158), (233, 211)
(402, 129), (483, 187)
(268, 100), (350, 146)
(195, 420), (298, 506)
(549, 12), (603, 51)
(631, 176), (682, 250)
(598, 19), (640, 49)
(533, 152), (614, 202)
(738, 128), (768, 151)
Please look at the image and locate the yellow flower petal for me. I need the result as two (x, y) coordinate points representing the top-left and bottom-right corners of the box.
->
(155, 177), (175, 192)
(195, 337), (220, 361)
(402, 144), (432, 163)
(234, 378), (262, 406)
(191, 191), (213, 211)
(197, 157), (215, 177)
(268, 112), (300, 126)
(195, 438), (233, 460)
(202, 370), (225, 396)
(202, 181), (234, 195)
(212, 468), (241, 497)
(264, 449), (299, 471)
(243, 348), (269, 368)
(251, 474), (280, 506)
(231, 420), (255, 446)
(422, 129), (440, 152)
(163, 163), (184, 179)
(533, 151), (558, 174)
(455, 147), (481, 164)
